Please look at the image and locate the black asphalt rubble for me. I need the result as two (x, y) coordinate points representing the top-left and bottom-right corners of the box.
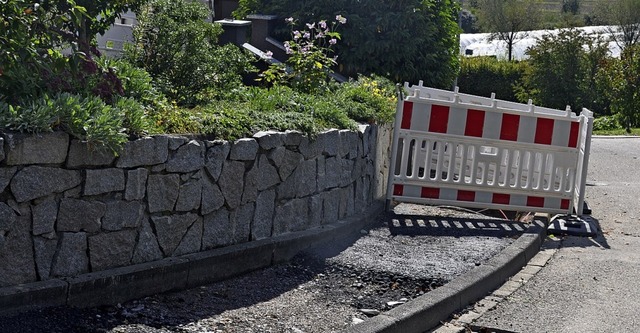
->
(0, 202), (546, 333)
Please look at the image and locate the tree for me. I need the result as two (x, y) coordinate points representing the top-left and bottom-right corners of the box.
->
(235, 0), (461, 88)
(595, 45), (640, 132)
(477, 0), (542, 61)
(516, 29), (609, 114)
(596, 0), (640, 50)
(562, 0), (580, 15)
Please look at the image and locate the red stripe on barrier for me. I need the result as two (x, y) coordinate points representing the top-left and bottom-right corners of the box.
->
(561, 199), (570, 210)
(429, 105), (450, 133)
(401, 101), (413, 129)
(568, 122), (580, 148)
(457, 190), (476, 202)
(535, 118), (554, 145)
(492, 193), (510, 204)
(465, 109), (485, 137)
(500, 114), (520, 141)
(527, 196), (545, 207)
(393, 185), (404, 196)
(421, 187), (440, 199)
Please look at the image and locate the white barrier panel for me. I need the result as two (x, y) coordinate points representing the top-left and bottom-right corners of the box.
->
(387, 83), (593, 215)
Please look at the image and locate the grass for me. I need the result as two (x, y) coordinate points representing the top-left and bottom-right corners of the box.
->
(593, 128), (640, 136)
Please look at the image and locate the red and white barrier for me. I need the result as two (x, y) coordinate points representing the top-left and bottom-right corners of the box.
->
(387, 82), (593, 215)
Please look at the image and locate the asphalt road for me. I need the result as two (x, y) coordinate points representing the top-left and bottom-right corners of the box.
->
(472, 137), (640, 332)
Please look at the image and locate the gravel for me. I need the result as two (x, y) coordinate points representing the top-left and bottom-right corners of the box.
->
(0, 204), (527, 333)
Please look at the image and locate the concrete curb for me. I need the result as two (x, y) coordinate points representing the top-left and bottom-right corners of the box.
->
(0, 202), (385, 315)
(341, 215), (548, 333)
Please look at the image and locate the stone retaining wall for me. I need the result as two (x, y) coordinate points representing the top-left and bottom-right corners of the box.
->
(0, 126), (390, 288)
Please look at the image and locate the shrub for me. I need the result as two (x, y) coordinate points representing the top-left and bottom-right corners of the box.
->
(0, 93), (155, 153)
(457, 57), (528, 102)
(335, 75), (397, 124)
(125, 0), (255, 106)
(516, 28), (609, 113)
(592, 115), (623, 131)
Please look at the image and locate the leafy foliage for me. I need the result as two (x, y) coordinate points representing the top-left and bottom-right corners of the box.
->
(125, 0), (255, 107)
(595, 45), (640, 132)
(335, 75), (398, 124)
(0, 93), (156, 153)
(236, 0), (460, 87)
(457, 57), (528, 102)
(516, 28), (609, 113)
(260, 17), (345, 94)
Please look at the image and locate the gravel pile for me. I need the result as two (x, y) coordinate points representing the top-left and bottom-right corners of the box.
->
(0, 204), (527, 333)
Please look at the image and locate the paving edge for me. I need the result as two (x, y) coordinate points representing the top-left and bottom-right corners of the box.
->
(0, 201), (385, 315)
(341, 214), (549, 333)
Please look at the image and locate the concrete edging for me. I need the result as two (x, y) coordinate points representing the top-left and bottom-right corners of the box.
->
(341, 215), (548, 333)
(0, 202), (385, 315)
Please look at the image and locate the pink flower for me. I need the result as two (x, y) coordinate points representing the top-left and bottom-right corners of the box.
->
(264, 50), (273, 59)
(285, 17), (294, 23)
(335, 15), (347, 24)
(319, 20), (327, 29)
(329, 38), (337, 45)
(293, 30), (301, 40)
(306, 22), (315, 29)
(303, 32), (311, 39)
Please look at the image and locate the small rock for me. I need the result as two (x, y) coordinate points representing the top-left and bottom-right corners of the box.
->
(359, 309), (380, 316)
(130, 304), (145, 312)
(386, 300), (406, 307)
(352, 317), (365, 325)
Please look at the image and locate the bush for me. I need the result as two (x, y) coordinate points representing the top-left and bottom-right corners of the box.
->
(125, 0), (255, 106)
(516, 28), (609, 113)
(0, 93), (156, 153)
(592, 115), (623, 131)
(335, 75), (397, 124)
(457, 57), (528, 102)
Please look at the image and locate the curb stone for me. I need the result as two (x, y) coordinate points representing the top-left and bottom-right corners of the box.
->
(341, 215), (548, 333)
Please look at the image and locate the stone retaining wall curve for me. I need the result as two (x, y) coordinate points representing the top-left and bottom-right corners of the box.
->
(0, 126), (391, 290)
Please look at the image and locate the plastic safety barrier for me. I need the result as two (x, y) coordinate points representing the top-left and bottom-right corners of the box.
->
(386, 82), (593, 215)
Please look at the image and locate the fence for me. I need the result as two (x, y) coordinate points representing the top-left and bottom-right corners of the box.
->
(386, 82), (593, 215)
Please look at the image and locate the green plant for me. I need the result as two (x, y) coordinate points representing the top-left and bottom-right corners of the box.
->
(516, 28), (609, 113)
(114, 96), (158, 138)
(335, 75), (397, 123)
(260, 16), (345, 94)
(595, 45), (640, 132)
(592, 115), (622, 131)
(237, 0), (460, 87)
(457, 57), (528, 102)
(125, 0), (255, 106)
(0, 0), (144, 104)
